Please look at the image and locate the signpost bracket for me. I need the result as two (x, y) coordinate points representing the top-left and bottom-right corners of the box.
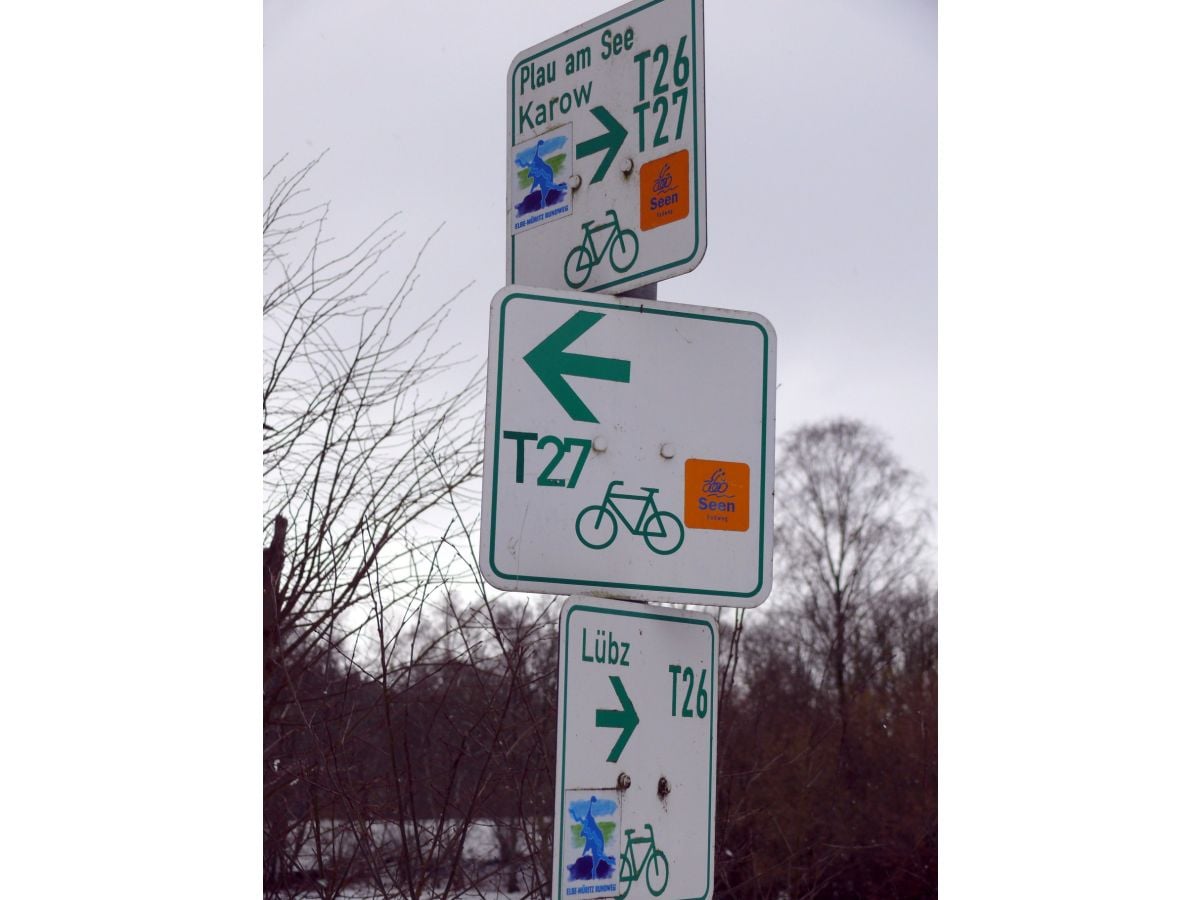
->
(618, 283), (658, 301)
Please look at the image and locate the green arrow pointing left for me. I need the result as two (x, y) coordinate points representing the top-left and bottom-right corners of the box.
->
(595, 675), (640, 763)
(523, 311), (631, 423)
(576, 106), (628, 184)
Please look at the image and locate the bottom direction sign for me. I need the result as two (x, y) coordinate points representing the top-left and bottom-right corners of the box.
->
(553, 595), (717, 900)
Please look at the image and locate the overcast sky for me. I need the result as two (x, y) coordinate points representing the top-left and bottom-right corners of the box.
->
(265, 0), (937, 502)
(13, 5), (1200, 891)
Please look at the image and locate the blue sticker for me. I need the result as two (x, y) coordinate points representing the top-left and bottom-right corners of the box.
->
(513, 125), (573, 233)
(564, 789), (620, 896)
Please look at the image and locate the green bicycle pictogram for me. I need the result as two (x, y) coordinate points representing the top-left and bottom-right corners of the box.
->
(575, 480), (685, 555)
(564, 209), (640, 288)
(615, 823), (669, 899)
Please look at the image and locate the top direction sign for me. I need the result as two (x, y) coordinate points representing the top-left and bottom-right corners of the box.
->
(506, 0), (706, 294)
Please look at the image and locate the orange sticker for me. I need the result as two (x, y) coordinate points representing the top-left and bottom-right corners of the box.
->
(684, 459), (750, 531)
(640, 149), (690, 231)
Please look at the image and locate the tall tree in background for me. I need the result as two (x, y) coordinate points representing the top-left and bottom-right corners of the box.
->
(716, 419), (936, 899)
(774, 418), (930, 771)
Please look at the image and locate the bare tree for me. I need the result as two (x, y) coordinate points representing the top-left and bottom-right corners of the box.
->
(773, 418), (930, 768)
(712, 418), (936, 899)
(262, 159), (569, 900)
(262, 157), (490, 895)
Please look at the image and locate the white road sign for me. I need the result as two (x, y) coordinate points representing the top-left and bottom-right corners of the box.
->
(551, 595), (718, 900)
(479, 286), (776, 606)
(506, 0), (706, 294)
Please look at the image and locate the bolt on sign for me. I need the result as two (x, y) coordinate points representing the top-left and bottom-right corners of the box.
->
(507, 0), (706, 294)
(552, 595), (718, 900)
(479, 286), (776, 607)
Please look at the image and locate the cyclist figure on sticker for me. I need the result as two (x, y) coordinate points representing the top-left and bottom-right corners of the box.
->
(582, 797), (613, 865)
(703, 468), (729, 495)
(528, 140), (565, 198)
(515, 137), (567, 215)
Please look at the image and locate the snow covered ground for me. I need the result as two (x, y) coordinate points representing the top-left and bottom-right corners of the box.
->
(280, 817), (544, 900)
(293, 890), (528, 900)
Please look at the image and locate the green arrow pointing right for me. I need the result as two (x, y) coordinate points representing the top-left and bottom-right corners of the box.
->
(595, 675), (640, 764)
(576, 106), (628, 184)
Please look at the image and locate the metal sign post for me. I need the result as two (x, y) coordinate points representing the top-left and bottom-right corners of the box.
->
(479, 285), (777, 607)
(506, 0), (706, 295)
(551, 595), (718, 900)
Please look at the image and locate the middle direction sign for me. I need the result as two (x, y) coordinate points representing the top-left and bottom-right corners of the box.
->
(506, 0), (706, 294)
(479, 286), (777, 607)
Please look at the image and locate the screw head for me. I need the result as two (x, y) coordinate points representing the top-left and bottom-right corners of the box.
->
(617, 772), (631, 790)
(657, 776), (670, 798)
(660, 443), (676, 459)
(569, 174), (582, 190)
(620, 157), (635, 175)
(593, 436), (608, 452)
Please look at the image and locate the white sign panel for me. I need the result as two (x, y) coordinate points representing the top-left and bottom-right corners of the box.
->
(480, 286), (776, 607)
(552, 595), (717, 900)
(506, 0), (706, 294)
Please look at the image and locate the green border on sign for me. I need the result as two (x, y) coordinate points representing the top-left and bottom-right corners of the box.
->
(556, 601), (716, 900)
(508, 0), (704, 291)
(488, 291), (770, 599)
